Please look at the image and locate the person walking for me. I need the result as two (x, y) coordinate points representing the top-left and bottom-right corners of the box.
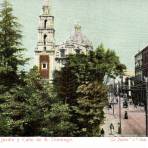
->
(124, 111), (128, 119)
(110, 123), (114, 135)
(100, 128), (105, 137)
(116, 98), (118, 104)
(118, 122), (121, 134)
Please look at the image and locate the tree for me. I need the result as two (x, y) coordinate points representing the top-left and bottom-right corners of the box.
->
(73, 81), (108, 136)
(0, 66), (52, 136)
(48, 103), (77, 136)
(0, 66), (76, 136)
(53, 62), (78, 105)
(90, 44), (126, 82)
(0, 0), (28, 89)
(0, 0), (28, 136)
(53, 44), (126, 136)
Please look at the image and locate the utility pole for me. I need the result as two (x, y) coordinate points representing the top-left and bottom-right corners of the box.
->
(112, 79), (115, 116)
(118, 81), (122, 134)
(146, 77), (148, 136)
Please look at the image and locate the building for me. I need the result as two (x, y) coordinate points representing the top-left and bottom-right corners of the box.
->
(135, 46), (148, 80)
(133, 46), (148, 105)
(135, 50), (143, 81)
(122, 70), (135, 97)
(55, 24), (93, 70)
(35, 0), (93, 81)
(142, 46), (148, 78)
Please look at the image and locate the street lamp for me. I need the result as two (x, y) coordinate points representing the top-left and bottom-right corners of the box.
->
(118, 92), (122, 134)
(117, 79), (122, 135)
(112, 78), (115, 116)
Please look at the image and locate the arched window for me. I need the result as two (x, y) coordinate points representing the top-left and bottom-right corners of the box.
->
(44, 34), (47, 45)
(60, 49), (65, 57)
(44, 20), (47, 29)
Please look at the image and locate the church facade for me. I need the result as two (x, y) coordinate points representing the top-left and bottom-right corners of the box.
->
(35, 0), (93, 81)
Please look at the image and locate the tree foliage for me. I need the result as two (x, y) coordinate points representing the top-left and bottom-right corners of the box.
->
(48, 103), (77, 136)
(53, 44), (126, 136)
(73, 81), (107, 136)
(53, 64), (78, 104)
(0, 66), (50, 136)
(0, 0), (28, 89)
(0, 0), (29, 136)
(0, 66), (76, 136)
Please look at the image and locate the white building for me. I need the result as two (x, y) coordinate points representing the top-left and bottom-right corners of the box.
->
(35, 0), (93, 81)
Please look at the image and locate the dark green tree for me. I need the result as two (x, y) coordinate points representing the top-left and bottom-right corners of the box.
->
(0, 0), (28, 89)
(53, 62), (78, 105)
(73, 81), (108, 136)
(0, 66), (76, 136)
(48, 102), (77, 136)
(0, 66), (54, 136)
(53, 44), (126, 136)
(0, 0), (28, 135)
(94, 44), (126, 80)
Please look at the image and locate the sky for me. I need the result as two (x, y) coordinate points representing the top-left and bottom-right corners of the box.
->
(8, 0), (148, 71)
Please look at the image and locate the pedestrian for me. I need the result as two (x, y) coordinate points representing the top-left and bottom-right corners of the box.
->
(100, 128), (105, 137)
(124, 111), (128, 119)
(116, 98), (118, 104)
(110, 123), (114, 135)
(109, 103), (112, 109)
(118, 122), (121, 134)
(134, 104), (137, 108)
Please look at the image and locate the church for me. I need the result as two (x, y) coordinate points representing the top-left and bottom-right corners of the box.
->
(35, 0), (93, 81)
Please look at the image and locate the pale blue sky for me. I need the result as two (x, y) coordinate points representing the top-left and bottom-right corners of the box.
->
(9, 0), (148, 71)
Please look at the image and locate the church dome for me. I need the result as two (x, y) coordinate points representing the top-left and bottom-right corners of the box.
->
(66, 24), (93, 50)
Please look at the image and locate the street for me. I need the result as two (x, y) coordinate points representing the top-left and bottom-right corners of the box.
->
(121, 105), (145, 136)
(102, 97), (146, 137)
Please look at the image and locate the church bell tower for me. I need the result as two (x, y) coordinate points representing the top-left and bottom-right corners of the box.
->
(35, 0), (55, 81)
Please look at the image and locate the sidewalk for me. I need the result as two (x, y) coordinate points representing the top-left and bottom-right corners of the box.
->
(127, 104), (145, 112)
(101, 107), (121, 137)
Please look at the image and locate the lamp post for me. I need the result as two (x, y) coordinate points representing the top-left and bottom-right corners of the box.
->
(112, 78), (115, 116)
(113, 95), (115, 116)
(117, 79), (122, 135)
(119, 88), (122, 134)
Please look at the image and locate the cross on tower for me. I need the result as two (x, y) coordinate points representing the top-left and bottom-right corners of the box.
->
(42, 0), (51, 15)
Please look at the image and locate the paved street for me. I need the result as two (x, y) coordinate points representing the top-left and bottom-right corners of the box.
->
(101, 97), (146, 137)
(121, 105), (145, 136)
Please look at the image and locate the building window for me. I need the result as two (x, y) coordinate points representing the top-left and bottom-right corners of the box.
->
(60, 49), (65, 57)
(42, 63), (48, 69)
(44, 34), (47, 45)
(44, 20), (47, 29)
